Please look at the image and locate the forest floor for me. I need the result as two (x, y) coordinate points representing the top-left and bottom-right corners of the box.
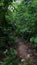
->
(0, 37), (37, 65)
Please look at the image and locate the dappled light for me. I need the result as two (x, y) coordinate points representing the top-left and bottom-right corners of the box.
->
(0, 0), (37, 65)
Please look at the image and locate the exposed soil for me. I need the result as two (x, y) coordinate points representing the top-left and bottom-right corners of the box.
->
(15, 37), (37, 65)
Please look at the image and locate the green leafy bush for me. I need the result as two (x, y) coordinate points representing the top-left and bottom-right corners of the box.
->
(0, 0), (37, 65)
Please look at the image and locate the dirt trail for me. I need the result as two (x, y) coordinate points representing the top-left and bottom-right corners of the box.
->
(15, 37), (37, 65)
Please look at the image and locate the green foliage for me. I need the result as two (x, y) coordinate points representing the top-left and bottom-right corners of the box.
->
(0, 48), (18, 65)
(0, 0), (37, 65)
(12, 0), (37, 40)
(30, 36), (37, 43)
(30, 36), (37, 49)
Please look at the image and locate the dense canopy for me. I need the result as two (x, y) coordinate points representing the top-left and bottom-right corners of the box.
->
(0, 0), (37, 65)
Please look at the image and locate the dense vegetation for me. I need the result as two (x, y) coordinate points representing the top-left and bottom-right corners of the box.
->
(0, 0), (37, 65)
